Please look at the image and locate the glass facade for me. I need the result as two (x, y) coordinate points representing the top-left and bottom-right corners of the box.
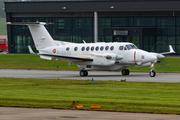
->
(11, 17), (180, 54)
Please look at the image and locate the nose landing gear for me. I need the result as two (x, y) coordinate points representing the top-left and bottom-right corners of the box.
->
(149, 63), (156, 77)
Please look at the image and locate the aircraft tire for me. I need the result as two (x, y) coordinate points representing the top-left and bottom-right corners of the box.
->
(80, 70), (88, 77)
(84, 70), (88, 76)
(122, 69), (130, 75)
(80, 70), (85, 77)
(125, 69), (130, 75)
(121, 69), (126, 75)
(149, 70), (156, 77)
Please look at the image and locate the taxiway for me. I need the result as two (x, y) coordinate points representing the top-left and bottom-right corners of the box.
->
(0, 69), (180, 83)
(0, 107), (180, 120)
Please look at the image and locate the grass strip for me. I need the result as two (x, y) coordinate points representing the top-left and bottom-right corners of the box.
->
(0, 55), (180, 73)
(0, 78), (180, 114)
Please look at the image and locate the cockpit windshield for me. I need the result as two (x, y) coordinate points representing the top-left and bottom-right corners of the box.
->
(125, 44), (138, 50)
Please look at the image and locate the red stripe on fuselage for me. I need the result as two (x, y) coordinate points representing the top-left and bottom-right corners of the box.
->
(128, 51), (142, 64)
(134, 51), (136, 61)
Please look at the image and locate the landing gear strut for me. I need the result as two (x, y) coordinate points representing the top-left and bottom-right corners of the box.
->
(80, 70), (88, 77)
(121, 69), (130, 75)
(149, 63), (156, 77)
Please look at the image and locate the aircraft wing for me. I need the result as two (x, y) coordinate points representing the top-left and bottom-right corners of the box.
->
(160, 45), (175, 55)
(40, 54), (93, 62)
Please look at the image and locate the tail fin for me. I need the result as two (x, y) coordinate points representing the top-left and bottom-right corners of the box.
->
(7, 22), (55, 50)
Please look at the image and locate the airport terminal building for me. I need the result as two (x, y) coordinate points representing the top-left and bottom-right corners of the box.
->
(4, 0), (180, 54)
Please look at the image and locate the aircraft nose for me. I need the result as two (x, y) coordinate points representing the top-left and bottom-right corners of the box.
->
(148, 54), (157, 63)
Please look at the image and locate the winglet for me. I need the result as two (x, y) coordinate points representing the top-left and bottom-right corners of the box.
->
(169, 45), (175, 53)
(161, 45), (175, 55)
(28, 45), (36, 54)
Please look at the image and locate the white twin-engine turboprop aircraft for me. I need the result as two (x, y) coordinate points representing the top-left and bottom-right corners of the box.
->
(7, 22), (175, 77)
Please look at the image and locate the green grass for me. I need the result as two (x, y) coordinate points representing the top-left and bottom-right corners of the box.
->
(0, 18), (6, 35)
(0, 55), (80, 71)
(0, 78), (180, 114)
(0, 55), (180, 73)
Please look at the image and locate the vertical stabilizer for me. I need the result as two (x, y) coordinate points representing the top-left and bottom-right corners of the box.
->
(7, 22), (55, 50)
(28, 22), (55, 50)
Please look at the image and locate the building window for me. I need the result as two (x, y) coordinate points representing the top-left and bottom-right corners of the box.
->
(112, 18), (133, 27)
(134, 17), (155, 26)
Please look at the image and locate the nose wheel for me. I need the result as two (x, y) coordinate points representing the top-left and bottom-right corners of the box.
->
(80, 70), (88, 77)
(149, 64), (156, 77)
(149, 70), (156, 77)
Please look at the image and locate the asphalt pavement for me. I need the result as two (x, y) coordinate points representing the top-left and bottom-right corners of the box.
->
(0, 69), (180, 83)
(0, 107), (180, 120)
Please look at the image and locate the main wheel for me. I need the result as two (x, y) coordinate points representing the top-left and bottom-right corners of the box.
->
(125, 69), (130, 75)
(80, 70), (88, 77)
(84, 70), (88, 76)
(149, 70), (156, 77)
(121, 69), (130, 75)
(80, 70), (85, 77)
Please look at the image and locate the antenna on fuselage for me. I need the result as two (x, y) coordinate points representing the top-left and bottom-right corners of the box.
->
(82, 40), (86, 44)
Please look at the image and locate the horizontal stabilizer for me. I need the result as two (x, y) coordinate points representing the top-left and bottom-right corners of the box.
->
(40, 55), (52, 60)
(6, 22), (53, 26)
(28, 45), (36, 54)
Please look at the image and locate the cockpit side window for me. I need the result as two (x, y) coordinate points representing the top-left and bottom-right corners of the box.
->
(124, 47), (127, 50)
(119, 46), (123, 50)
(125, 44), (138, 50)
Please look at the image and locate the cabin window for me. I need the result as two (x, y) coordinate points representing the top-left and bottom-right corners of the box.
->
(119, 46), (123, 50)
(74, 47), (78, 51)
(66, 47), (70, 51)
(105, 46), (109, 50)
(81, 46), (85, 51)
(86, 46), (90, 51)
(95, 46), (99, 51)
(91, 46), (94, 51)
(100, 46), (104, 51)
(110, 46), (114, 51)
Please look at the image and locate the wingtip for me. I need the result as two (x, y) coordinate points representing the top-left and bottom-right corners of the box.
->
(169, 45), (175, 53)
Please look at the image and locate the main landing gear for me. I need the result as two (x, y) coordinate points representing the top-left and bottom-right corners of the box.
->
(80, 70), (88, 77)
(121, 69), (130, 76)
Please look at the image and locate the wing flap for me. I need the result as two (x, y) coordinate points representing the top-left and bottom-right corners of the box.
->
(41, 54), (93, 61)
